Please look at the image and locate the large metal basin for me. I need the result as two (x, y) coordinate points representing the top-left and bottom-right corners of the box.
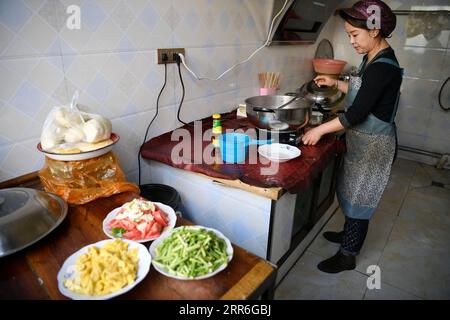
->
(245, 95), (312, 131)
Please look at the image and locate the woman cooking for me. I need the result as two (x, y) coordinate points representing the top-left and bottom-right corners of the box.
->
(302, 0), (403, 273)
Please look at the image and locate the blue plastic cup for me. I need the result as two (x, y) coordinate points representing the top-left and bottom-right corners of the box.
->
(219, 133), (271, 164)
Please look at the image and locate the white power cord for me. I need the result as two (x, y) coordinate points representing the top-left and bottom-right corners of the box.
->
(177, 0), (290, 81)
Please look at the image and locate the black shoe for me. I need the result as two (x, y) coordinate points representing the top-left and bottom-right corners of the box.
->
(317, 251), (356, 274)
(323, 231), (344, 244)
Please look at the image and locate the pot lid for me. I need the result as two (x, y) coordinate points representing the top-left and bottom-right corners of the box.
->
(298, 80), (343, 107)
(0, 188), (68, 258)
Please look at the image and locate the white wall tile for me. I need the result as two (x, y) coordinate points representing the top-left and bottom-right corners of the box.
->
(83, 18), (123, 53)
(422, 137), (450, 155)
(0, 145), (13, 164)
(396, 104), (432, 136)
(148, 105), (180, 137)
(125, 104), (179, 143)
(399, 78), (440, 110)
(127, 19), (173, 50)
(441, 49), (450, 80)
(177, 91), (237, 125)
(427, 108), (450, 140)
(0, 169), (14, 182)
(10, 81), (48, 117)
(0, 62), (24, 101)
(0, 24), (14, 56)
(99, 54), (127, 85)
(0, 143), (41, 177)
(172, 0), (270, 47)
(28, 57), (64, 95)
(236, 44), (311, 91)
(22, 0), (46, 12)
(174, 46), (238, 102)
(19, 15), (59, 55)
(58, 25), (95, 55)
(62, 55), (98, 88)
(37, 0), (65, 33)
(397, 131), (427, 150)
(0, 0), (33, 34)
(390, 14), (450, 49)
(397, 47), (446, 80)
(1, 37), (38, 59)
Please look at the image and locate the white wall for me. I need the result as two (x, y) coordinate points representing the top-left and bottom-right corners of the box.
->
(329, 0), (450, 161)
(0, 0), (317, 182)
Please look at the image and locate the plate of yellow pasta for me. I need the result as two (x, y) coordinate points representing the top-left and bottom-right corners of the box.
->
(57, 238), (151, 300)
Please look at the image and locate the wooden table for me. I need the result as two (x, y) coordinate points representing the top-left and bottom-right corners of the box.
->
(0, 175), (276, 300)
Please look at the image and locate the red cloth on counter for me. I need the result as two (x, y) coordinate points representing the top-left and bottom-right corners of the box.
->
(141, 112), (345, 194)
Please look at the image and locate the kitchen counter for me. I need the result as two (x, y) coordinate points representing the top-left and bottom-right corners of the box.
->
(141, 111), (344, 197)
(0, 174), (276, 300)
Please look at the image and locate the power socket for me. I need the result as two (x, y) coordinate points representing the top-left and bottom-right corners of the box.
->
(157, 48), (185, 64)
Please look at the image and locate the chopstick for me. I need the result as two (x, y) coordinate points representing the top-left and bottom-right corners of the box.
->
(258, 72), (280, 88)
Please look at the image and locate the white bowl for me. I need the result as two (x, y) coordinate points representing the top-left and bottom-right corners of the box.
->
(57, 239), (151, 300)
(258, 143), (301, 162)
(149, 226), (233, 280)
(37, 133), (119, 161)
(102, 202), (177, 243)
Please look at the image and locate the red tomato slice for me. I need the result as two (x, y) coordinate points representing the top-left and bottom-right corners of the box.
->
(147, 222), (162, 238)
(123, 229), (141, 240)
(143, 220), (154, 236)
(152, 208), (169, 226)
(108, 219), (120, 229)
(109, 218), (128, 230)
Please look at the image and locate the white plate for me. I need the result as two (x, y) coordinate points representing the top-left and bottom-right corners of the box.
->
(37, 133), (119, 161)
(258, 143), (301, 162)
(149, 226), (233, 280)
(57, 239), (151, 300)
(102, 202), (177, 243)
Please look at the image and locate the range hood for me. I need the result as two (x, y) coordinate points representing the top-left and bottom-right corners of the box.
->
(268, 0), (342, 45)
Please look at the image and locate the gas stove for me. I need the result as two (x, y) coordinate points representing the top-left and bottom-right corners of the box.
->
(256, 127), (303, 146)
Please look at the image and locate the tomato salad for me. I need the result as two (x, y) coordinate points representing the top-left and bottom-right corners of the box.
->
(107, 198), (169, 240)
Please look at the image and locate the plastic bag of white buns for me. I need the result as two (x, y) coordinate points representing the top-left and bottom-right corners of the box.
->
(40, 105), (112, 153)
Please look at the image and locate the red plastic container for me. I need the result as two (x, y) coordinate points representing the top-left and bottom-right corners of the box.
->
(312, 59), (347, 75)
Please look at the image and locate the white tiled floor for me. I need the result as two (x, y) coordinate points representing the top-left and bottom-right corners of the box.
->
(275, 158), (450, 300)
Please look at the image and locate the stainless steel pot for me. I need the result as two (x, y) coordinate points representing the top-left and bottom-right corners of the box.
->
(245, 95), (312, 131)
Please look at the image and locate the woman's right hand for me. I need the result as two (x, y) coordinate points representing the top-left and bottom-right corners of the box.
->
(313, 75), (336, 88)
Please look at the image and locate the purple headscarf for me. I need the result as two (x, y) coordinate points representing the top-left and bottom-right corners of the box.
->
(339, 0), (397, 37)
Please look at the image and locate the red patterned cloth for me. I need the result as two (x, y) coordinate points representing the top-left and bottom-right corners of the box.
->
(141, 112), (345, 193)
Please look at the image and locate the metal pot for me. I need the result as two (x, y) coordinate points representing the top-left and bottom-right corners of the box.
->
(245, 95), (312, 131)
(297, 80), (343, 111)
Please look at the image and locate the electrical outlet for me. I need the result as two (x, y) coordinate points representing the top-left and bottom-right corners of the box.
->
(157, 48), (185, 64)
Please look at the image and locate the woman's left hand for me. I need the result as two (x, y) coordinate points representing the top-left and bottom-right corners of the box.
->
(302, 127), (323, 145)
